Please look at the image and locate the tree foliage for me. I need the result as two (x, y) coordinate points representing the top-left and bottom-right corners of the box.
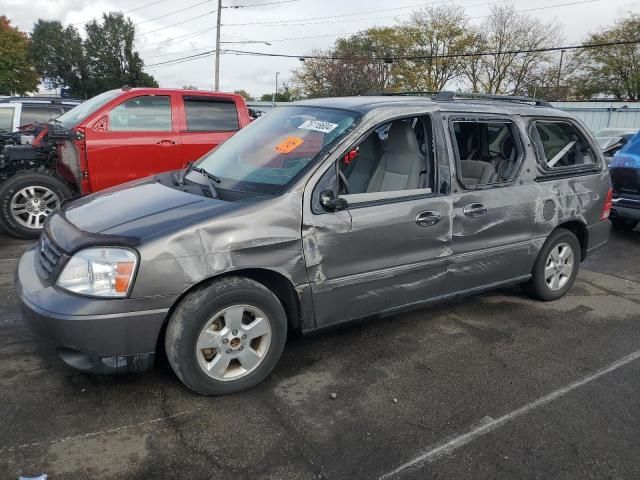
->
(399, 6), (477, 92)
(0, 16), (39, 95)
(233, 89), (253, 100)
(29, 20), (89, 97)
(570, 15), (640, 100)
(259, 83), (301, 102)
(84, 13), (158, 94)
(464, 4), (561, 95)
(29, 13), (157, 98)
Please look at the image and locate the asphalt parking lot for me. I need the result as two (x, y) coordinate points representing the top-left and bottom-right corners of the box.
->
(1, 227), (640, 480)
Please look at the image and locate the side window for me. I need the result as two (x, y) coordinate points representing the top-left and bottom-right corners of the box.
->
(183, 96), (239, 131)
(533, 121), (596, 169)
(451, 119), (522, 188)
(20, 105), (63, 126)
(109, 95), (172, 132)
(337, 116), (433, 200)
(0, 107), (15, 131)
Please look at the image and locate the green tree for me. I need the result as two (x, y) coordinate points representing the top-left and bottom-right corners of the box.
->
(400, 6), (478, 91)
(233, 89), (253, 100)
(0, 16), (39, 95)
(259, 83), (300, 102)
(183, 84), (199, 90)
(570, 15), (640, 100)
(84, 12), (158, 94)
(29, 20), (91, 98)
(293, 28), (410, 97)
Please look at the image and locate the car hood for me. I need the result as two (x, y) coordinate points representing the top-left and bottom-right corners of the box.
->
(62, 179), (247, 239)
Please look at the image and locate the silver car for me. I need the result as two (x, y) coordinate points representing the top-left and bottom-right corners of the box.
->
(16, 92), (612, 395)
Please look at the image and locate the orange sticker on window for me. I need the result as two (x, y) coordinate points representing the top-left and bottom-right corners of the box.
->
(275, 136), (304, 153)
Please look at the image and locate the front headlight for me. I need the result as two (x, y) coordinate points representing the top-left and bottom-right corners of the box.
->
(56, 247), (138, 297)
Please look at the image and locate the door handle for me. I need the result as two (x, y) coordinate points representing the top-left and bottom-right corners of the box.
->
(156, 139), (177, 146)
(463, 203), (488, 218)
(415, 210), (441, 227)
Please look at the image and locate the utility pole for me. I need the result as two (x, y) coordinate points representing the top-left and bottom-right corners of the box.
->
(272, 71), (279, 106)
(555, 49), (565, 101)
(214, 0), (222, 91)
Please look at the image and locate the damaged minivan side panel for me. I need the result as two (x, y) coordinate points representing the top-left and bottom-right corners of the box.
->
(301, 106), (455, 327)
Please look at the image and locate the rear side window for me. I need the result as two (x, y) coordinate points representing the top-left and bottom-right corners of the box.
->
(451, 119), (522, 188)
(0, 107), (15, 131)
(109, 95), (172, 131)
(20, 105), (64, 126)
(183, 96), (239, 131)
(532, 121), (596, 169)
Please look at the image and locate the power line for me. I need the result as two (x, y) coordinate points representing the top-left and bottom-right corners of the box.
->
(138, 10), (218, 36)
(222, 1), (446, 26)
(134, 0), (212, 26)
(137, 27), (212, 52)
(223, 0), (300, 7)
(223, 39), (640, 61)
(125, 0), (171, 14)
(145, 38), (640, 69)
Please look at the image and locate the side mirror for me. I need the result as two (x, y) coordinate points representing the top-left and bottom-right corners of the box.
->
(320, 190), (348, 212)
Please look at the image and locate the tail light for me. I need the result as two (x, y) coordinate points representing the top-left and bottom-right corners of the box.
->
(601, 187), (613, 220)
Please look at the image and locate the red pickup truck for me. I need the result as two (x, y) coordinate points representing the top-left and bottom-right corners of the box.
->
(0, 87), (252, 238)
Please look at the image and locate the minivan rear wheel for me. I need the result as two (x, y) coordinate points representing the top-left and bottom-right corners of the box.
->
(165, 276), (287, 395)
(524, 229), (581, 301)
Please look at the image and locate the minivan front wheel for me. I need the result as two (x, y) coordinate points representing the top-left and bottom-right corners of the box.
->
(525, 229), (580, 301)
(165, 277), (287, 395)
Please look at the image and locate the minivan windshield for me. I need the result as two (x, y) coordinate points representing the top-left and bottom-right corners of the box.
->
(193, 105), (360, 194)
(55, 89), (121, 128)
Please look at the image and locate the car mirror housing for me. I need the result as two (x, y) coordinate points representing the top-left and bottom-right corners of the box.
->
(320, 190), (348, 212)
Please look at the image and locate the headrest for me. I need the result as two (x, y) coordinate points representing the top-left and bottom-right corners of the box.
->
(386, 121), (419, 154)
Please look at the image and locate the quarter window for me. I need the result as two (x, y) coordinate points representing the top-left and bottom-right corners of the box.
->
(0, 107), (15, 131)
(184, 97), (239, 131)
(533, 121), (596, 169)
(20, 105), (64, 126)
(451, 120), (522, 187)
(109, 95), (172, 132)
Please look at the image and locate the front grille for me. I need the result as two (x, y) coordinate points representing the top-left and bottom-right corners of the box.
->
(38, 231), (63, 279)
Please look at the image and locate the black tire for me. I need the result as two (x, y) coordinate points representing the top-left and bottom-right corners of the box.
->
(610, 217), (638, 232)
(0, 171), (72, 239)
(523, 228), (581, 301)
(165, 276), (288, 396)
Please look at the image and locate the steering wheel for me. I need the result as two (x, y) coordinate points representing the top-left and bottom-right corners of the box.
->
(338, 169), (350, 195)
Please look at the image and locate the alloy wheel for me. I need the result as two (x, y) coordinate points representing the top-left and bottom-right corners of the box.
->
(195, 304), (272, 381)
(9, 186), (60, 230)
(544, 242), (574, 291)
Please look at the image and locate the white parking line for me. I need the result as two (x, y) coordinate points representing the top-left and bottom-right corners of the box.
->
(380, 349), (640, 479)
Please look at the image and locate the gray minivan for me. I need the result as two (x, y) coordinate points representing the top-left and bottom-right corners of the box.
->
(16, 92), (612, 395)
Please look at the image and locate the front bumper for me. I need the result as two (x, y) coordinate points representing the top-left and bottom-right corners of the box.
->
(16, 247), (176, 374)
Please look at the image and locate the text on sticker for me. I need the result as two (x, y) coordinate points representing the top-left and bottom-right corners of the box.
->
(298, 120), (338, 134)
(275, 136), (304, 154)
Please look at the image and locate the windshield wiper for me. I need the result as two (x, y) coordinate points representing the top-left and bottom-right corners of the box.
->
(192, 166), (220, 198)
(178, 161), (193, 185)
(192, 166), (221, 184)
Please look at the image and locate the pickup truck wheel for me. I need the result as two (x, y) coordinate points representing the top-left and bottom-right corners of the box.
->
(0, 172), (72, 239)
(165, 277), (287, 396)
(524, 229), (580, 301)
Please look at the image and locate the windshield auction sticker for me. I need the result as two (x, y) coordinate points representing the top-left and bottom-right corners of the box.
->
(275, 136), (304, 153)
(298, 120), (338, 134)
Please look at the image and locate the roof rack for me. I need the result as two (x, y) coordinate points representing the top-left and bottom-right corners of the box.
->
(432, 90), (552, 108)
(363, 91), (440, 97)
